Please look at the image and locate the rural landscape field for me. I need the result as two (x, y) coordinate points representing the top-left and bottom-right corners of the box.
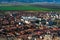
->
(0, 5), (60, 11)
(0, 0), (60, 11)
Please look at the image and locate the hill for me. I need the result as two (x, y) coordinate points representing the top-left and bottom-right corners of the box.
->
(0, 5), (60, 11)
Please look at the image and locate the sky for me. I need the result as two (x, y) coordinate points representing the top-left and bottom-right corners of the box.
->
(0, 0), (60, 3)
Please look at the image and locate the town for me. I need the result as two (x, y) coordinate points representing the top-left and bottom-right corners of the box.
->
(0, 11), (60, 40)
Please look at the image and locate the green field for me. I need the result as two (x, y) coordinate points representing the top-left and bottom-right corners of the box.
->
(0, 5), (60, 11)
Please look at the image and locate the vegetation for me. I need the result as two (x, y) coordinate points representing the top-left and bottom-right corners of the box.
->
(0, 5), (60, 11)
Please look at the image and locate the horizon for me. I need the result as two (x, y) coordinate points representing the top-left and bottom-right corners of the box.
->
(0, 0), (60, 3)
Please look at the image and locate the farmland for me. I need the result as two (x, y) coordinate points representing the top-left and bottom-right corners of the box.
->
(0, 5), (60, 11)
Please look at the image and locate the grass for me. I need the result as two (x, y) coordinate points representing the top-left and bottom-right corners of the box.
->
(0, 5), (60, 11)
